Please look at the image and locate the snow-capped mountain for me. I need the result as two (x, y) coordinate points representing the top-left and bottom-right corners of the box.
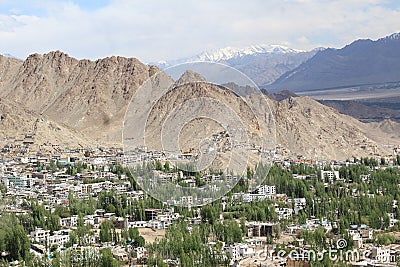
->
(379, 32), (400, 41)
(0, 53), (18, 59)
(154, 44), (319, 86)
(157, 44), (305, 67)
(192, 44), (304, 62)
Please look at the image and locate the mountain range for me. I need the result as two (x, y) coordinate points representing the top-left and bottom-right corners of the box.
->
(0, 53), (17, 59)
(0, 50), (399, 159)
(156, 45), (319, 86)
(0, 51), (156, 145)
(158, 44), (305, 64)
(269, 33), (400, 92)
(1, 32), (400, 159)
(159, 33), (400, 98)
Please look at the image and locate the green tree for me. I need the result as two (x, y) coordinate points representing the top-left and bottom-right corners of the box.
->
(0, 214), (30, 261)
(100, 221), (114, 243)
(100, 248), (118, 267)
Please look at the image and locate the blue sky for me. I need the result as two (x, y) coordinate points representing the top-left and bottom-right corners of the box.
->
(0, 0), (110, 14)
(0, 0), (399, 62)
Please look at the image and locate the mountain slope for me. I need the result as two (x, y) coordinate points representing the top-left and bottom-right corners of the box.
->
(142, 78), (399, 159)
(0, 51), (155, 143)
(0, 99), (94, 148)
(0, 52), (398, 159)
(271, 97), (398, 159)
(270, 33), (400, 92)
(318, 100), (400, 122)
(368, 119), (400, 140)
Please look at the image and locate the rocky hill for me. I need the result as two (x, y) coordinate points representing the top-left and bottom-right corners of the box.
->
(0, 99), (94, 148)
(0, 52), (398, 159)
(271, 97), (398, 159)
(0, 51), (158, 144)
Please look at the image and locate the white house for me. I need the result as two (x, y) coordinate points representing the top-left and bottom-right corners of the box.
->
(321, 170), (340, 183)
(258, 185), (276, 195)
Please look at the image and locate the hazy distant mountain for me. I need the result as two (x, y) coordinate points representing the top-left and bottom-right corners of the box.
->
(266, 90), (299, 101)
(155, 45), (319, 86)
(318, 99), (400, 122)
(0, 53), (17, 59)
(269, 33), (400, 92)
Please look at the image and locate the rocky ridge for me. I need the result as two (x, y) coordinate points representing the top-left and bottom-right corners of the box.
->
(0, 52), (398, 159)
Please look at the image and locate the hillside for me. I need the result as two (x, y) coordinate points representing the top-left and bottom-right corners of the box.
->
(271, 97), (398, 159)
(318, 100), (400, 122)
(270, 33), (400, 92)
(0, 52), (398, 159)
(0, 51), (157, 144)
(0, 99), (94, 149)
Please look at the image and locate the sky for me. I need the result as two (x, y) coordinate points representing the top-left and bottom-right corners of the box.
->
(0, 0), (400, 63)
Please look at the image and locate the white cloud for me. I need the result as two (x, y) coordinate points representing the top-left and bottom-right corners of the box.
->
(0, 0), (399, 62)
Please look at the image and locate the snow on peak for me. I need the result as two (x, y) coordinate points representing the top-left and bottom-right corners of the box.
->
(387, 32), (400, 40)
(194, 44), (304, 62)
(0, 53), (17, 59)
(379, 32), (400, 41)
(151, 44), (306, 67)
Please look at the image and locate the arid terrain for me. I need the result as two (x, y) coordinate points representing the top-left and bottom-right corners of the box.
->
(0, 52), (399, 160)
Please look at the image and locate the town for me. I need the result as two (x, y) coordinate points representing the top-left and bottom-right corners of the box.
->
(1, 134), (400, 267)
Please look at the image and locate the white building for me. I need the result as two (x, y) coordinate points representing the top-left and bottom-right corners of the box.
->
(48, 230), (71, 248)
(276, 208), (293, 220)
(239, 244), (255, 258)
(321, 170), (340, 183)
(30, 228), (70, 249)
(148, 220), (163, 230)
(258, 185), (276, 195)
(360, 174), (371, 182)
(30, 228), (50, 243)
(225, 244), (240, 260)
(287, 198), (307, 211)
(59, 215), (79, 227)
(388, 213), (398, 228)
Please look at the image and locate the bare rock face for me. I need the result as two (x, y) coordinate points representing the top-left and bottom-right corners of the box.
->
(174, 70), (207, 87)
(367, 119), (400, 141)
(271, 96), (399, 159)
(270, 33), (400, 92)
(0, 55), (23, 91)
(0, 99), (93, 148)
(141, 71), (398, 160)
(0, 52), (398, 159)
(0, 52), (151, 144)
(145, 81), (260, 147)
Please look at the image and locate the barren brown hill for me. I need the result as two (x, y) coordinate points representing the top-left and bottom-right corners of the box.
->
(368, 119), (400, 141)
(271, 96), (399, 159)
(145, 76), (399, 160)
(0, 52), (398, 159)
(0, 99), (94, 148)
(0, 51), (156, 143)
